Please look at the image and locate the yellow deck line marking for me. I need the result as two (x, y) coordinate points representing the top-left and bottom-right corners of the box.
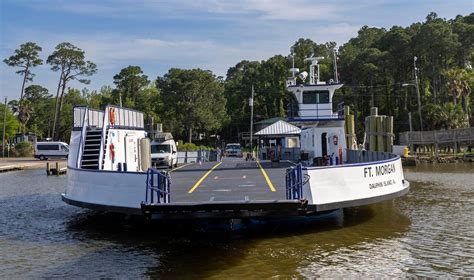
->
(188, 162), (223, 193)
(256, 161), (276, 192)
(169, 163), (192, 172)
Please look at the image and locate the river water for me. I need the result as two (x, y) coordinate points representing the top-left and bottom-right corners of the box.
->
(0, 163), (472, 278)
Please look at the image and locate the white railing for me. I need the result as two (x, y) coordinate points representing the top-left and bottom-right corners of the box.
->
(98, 107), (110, 170)
(73, 106), (87, 128)
(107, 105), (144, 129)
(76, 109), (89, 168)
(73, 106), (104, 128)
(87, 109), (104, 128)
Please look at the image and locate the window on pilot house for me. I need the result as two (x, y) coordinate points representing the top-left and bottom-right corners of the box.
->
(302, 90), (330, 104)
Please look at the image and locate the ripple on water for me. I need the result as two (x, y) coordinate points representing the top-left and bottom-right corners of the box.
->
(1, 165), (473, 278)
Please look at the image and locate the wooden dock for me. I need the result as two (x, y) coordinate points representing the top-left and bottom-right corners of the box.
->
(399, 127), (474, 155)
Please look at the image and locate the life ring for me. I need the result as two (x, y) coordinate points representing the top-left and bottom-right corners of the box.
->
(109, 143), (115, 163)
(109, 108), (116, 126)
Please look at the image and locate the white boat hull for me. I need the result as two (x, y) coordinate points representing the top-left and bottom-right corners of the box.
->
(303, 156), (409, 211)
(63, 167), (146, 214)
(63, 156), (409, 216)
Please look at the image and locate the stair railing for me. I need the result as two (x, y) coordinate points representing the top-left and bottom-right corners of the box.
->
(76, 107), (89, 168)
(98, 106), (110, 170)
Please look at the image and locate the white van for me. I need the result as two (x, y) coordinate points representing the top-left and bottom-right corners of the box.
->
(35, 141), (69, 160)
(150, 139), (177, 168)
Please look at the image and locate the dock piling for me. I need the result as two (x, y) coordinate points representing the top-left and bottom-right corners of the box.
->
(46, 162), (67, 176)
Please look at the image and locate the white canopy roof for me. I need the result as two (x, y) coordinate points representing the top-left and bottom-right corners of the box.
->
(254, 120), (301, 136)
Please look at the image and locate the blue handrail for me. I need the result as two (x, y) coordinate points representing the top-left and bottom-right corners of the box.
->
(145, 168), (171, 204)
(286, 164), (304, 200)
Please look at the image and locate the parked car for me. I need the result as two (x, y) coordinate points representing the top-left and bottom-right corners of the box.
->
(151, 138), (178, 168)
(34, 141), (69, 160)
(225, 143), (243, 157)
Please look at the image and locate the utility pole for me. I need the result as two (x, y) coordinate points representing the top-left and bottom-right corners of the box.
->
(408, 111), (414, 153)
(119, 91), (123, 107)
(249, 85), (254, 157)
(2, 97), (7, 158)
(414, 56), (423, 131)
(408, 112), (413, 132)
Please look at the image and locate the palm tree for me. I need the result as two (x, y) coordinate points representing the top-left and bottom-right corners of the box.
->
(9, 100), (33, 133)
(444, 68), (473, 114)
(425, 103), (468, 130)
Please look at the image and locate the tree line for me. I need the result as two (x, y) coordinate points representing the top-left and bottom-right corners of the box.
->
(1, 12), (473, 147)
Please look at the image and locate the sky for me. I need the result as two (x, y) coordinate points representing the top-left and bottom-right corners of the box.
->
(0, 0), (472, 101)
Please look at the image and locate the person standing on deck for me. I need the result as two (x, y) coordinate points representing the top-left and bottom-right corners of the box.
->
(216, 147), (221, 162)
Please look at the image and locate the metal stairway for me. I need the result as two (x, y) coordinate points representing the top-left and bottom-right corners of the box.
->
(81, 129), (102, 169)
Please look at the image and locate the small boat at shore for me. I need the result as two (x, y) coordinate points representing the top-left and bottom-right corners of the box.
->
(62, 57), (409, 223)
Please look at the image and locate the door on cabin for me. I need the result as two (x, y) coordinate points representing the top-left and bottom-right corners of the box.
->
(321, 132), (328, 156)
(125, 136), (138, 171)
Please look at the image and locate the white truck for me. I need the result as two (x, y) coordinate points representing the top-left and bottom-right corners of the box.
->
(150, 133), (177, 168)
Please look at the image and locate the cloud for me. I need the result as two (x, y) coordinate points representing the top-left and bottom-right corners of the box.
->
(13, 0), (369, 21)
(204, 0), (343, 21)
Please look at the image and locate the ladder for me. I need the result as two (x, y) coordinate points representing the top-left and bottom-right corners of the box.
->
(81, 129), (102, 169)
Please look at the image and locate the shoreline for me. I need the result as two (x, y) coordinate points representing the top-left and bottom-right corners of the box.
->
(415, 155), (474, 164)
(0, 157), (67, 172)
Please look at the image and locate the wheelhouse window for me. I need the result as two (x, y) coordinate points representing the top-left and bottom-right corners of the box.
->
(302, 90), (330, 104)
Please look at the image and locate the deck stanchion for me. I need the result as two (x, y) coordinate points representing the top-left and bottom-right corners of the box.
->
(297, 164), (303, 199)
(150, 171), (154, 204)
(55, 162), (59, 176)
(145, 170), (149, 203)
(291, 169), (296, 199)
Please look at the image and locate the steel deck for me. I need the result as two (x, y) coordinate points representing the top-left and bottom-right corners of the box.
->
(168, 158), (292, 203)
(140, 158), (308, 219)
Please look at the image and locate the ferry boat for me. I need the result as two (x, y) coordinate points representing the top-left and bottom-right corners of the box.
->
(62, 57), (409, 222)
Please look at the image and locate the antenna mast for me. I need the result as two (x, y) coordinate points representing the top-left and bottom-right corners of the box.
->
(305, 56), (324, 85)
(291, 49), (296, 78)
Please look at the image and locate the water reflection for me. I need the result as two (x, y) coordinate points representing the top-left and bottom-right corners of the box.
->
(51, 202), (408, 279)
(1, 164), (472, 278)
